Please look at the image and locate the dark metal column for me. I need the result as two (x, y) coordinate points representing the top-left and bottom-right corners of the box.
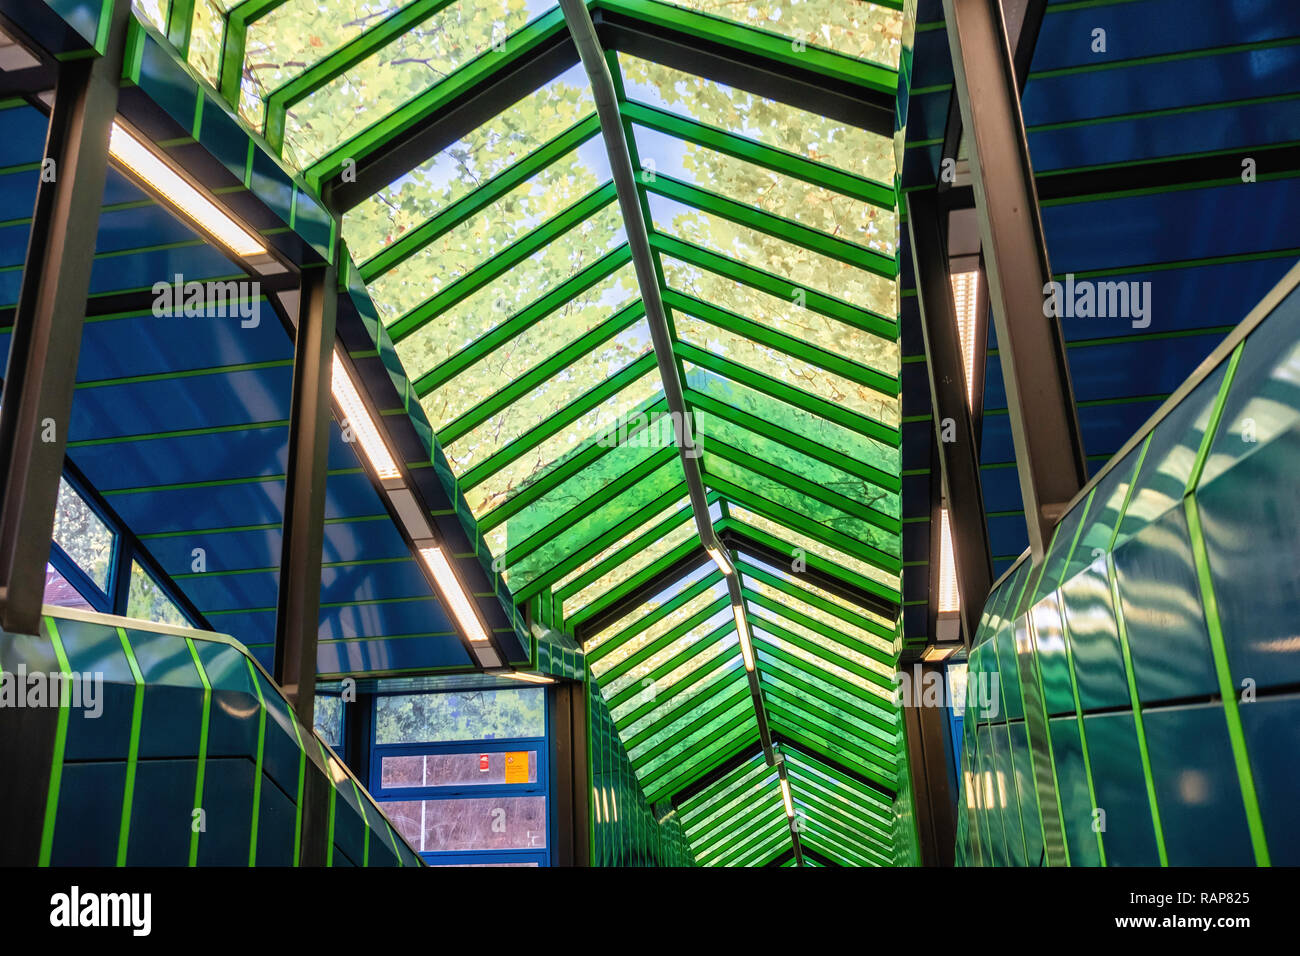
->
(901, 663), (957, 866)
(942, 0), (1087, 560)
(274, 260), (337, 726)
(907, 190), (993, 645)
(0, 0), (130, 635)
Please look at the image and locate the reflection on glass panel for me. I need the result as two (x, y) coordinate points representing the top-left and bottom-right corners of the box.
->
(649, 193), (895, 315)
(600, 605), (733, 700)
(634, 125), (893, 253)
(187, 0), (242, 87)
(747, 578), (896, 667)
(450, 359), (659, 483)
(282, 0), (558, 166)
(743, 550), (896, 637)
(395, 204), (626, 374)
(346, 63), (596, 262)
(126, 562), (188, 627)
(498, 458), (685, 588)
(698, 410), (898, 517)
(707, 455), (900, 565)
(553, 496), (690, 595)
(370, 139), (613, 322)
(589, 580), (729, 674)
(663, 256), (897, 377)
(384, 795), (547, 851)
(684, 362), (899, 474)
(425, 263), (640, 428)
(381, 750), (537, 788)
(948, 662), (969, 717)
(618, 53), (893, 183)
(583, 561), (715, 655)
(53, 479), (114, 592)
(374, 688), (545, 743)
(676, 312), (899, 427)
(314, 695), (344, 747)
(240, 0), (408, 132)
(132, 0), (168, 32)
(661, 0), (902, 67)
(562, 512), (698, 618)
(43, 565), (93, 611)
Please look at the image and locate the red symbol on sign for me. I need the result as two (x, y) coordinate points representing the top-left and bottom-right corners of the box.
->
(479, 754), (489, 772)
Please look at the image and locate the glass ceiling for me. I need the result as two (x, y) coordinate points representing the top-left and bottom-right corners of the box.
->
(159, 0), (907, 866)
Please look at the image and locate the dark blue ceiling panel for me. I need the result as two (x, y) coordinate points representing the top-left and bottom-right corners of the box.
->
(77, 307), (293, 378)
(88, 244), (240, 295)
(316, 635), (473, 677)
(317, 599), (455, 644)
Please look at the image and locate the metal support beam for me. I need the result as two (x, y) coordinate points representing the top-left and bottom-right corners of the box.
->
(0, 0), (130, 635)
(900, 662), (958, 866)
(906, 190), (992, 646)
(274, 261), (338, 726)
(942, 0), (1087, 561)
(559, 0), (774, 763)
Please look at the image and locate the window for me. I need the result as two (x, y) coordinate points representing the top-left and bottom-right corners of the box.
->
(126, 561), (189, 627)
(371, 687), (550, 865)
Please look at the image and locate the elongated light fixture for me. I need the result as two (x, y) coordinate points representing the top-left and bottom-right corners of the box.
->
(108, 123), (266, 258)
(497, 670), (554, 685)
(732, 603), (754, 671)
(706, 543), (734, 577)
(780, 777), (795, 818)
(950, 270), (980, 408)
(938, 508), (960, 613)
(418, 545), (490, 644)
(331, 352), (401, 481)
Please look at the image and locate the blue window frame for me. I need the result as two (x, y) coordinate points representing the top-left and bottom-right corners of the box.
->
(368, 688), (551, 866)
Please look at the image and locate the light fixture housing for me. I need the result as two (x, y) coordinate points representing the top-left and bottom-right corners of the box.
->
(706, 543), (734, 577)
(418, 544), (491, 645)
(949, 269), (980, 408)
(780, 777), (795, 818)
(732, 603), (754, 671)
(494, 670), (555, 685)
(938, 507), (960, 613)
(331, 352), (402, 481)
(108, 123), (266, 258)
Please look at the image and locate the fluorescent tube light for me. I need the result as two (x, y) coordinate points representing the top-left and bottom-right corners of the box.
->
(418, 545), (490, 644)
(706, 544), (733, 576)
(498, 671), (555, 685)
(331, 352), (401, 481)
(732, 603), (754, 671)
(938, 508), (960, 613)
(108, 123), (266, 258)
(780, 777), (794, 818)
(950, 270), (980, 408)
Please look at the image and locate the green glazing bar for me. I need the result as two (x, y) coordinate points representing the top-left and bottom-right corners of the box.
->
(184, 637), (212, 867)
(217, 0), (289, 107)
(1180, 341), (1269, 865)
(244, 658), (267, 866)
(115, 627), (145, 867)
(38, 618), (72, 867)
(320, 741), (337, 866)
(1106, 555), (1168, 866)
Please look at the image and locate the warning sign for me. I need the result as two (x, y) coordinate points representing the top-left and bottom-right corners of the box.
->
(504, 751), (528, 784)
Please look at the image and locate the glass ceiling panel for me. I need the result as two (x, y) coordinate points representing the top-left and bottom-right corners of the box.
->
(617, 53), (892, 183)
(280, 0), (559, 166)
(657, 0), (902, 68)
(187, 0), (245, 88)
(632, 124), (894, 254)
(695, 411), (897, 519)
(684, 363), (899, 475)
(497, 457), (685, 587)
(424, 262), (641, 427)
(705, 455), (900, 562)
(726, 502), (901, 604)
(485, 436), (662, 557)
(591, 591), (730, 686)
(746, 578), (896, 667)
(662, 255), (898, 378)
(742, 551), (897, 637)
(553, 496), (690, 596)
(751, 623), (898, 722)
(614, 643), (744, 726)
(649, 194), (896, 314)
(636, 697), (756, 783)
(394, 209), (625, 374)
(230, 0), (402, 129)
(369, 139), (613, 322)
(583, 563), (718, 656)
(675, 312), (900, 428)
(680, 756), (774, 828)
(445, 348), (659, 479)
(560, 510), (698, 618)
(345, 62), (596, 262)
(627, 666), (747, 760)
